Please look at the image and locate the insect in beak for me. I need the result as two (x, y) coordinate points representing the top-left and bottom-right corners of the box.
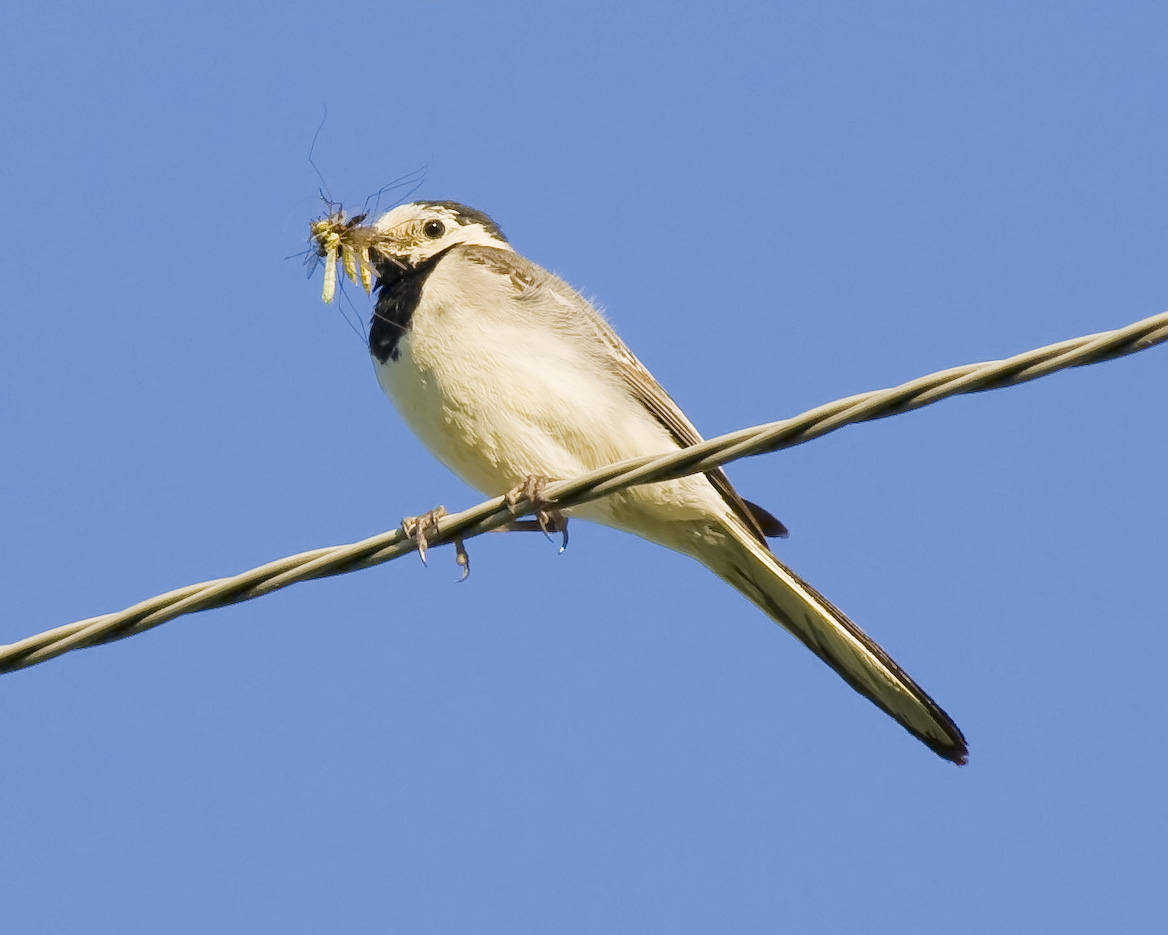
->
(309, 210), (377, 303)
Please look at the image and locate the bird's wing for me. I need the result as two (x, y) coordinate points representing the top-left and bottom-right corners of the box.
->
(580, 301), (787, 544)
(458, 244), (784, 544)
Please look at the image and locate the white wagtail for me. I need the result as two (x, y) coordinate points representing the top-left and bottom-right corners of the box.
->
(317, 200), (967, 765)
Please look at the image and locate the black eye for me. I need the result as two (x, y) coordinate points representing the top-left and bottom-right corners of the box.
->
(423, 220), (445, 239)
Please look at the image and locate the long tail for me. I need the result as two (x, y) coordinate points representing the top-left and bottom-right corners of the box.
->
(700, 524), (968, 764)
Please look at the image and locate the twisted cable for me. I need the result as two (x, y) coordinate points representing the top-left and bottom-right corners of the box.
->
(3, 310), (1165, 674)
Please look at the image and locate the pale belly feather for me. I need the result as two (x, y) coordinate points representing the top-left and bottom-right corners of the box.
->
(373, 293), (731, 553)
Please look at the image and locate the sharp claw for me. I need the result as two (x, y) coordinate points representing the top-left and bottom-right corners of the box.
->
(400, 517), (424, 565)
(416, 522), (429, 566)
(454, 538), (470, 582)
(402, 507), (448, 567)
(536, 510), (555, 544)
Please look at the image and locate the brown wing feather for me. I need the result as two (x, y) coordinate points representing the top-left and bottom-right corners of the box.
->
(587, 319), (784, 547)
(460, 245), (784, 545)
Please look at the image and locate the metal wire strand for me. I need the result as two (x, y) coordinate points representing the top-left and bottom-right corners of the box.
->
(3, 310), (1166, 675)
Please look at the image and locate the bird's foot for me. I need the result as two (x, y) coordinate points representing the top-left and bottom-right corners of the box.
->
(502, 475), (569, 553)
(505, 474), (551, 513)
(401, 506), (471, 581)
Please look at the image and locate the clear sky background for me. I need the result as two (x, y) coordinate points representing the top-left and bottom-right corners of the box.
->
(1, 2), (1165, 932)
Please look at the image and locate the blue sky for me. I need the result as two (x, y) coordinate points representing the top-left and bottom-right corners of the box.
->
(1, 2), (1166, 932)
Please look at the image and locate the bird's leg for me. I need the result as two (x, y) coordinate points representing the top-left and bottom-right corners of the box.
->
(502, 475), (570, 553)
(401, 506), (472, 580)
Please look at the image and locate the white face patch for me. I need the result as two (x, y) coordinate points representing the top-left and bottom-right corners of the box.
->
(372, 203), (513, 267)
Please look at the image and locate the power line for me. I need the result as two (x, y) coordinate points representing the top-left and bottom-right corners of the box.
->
(3, 309), (1165, 674)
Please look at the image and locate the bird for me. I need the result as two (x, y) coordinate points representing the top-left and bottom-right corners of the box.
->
(347, 199), (966, 765)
